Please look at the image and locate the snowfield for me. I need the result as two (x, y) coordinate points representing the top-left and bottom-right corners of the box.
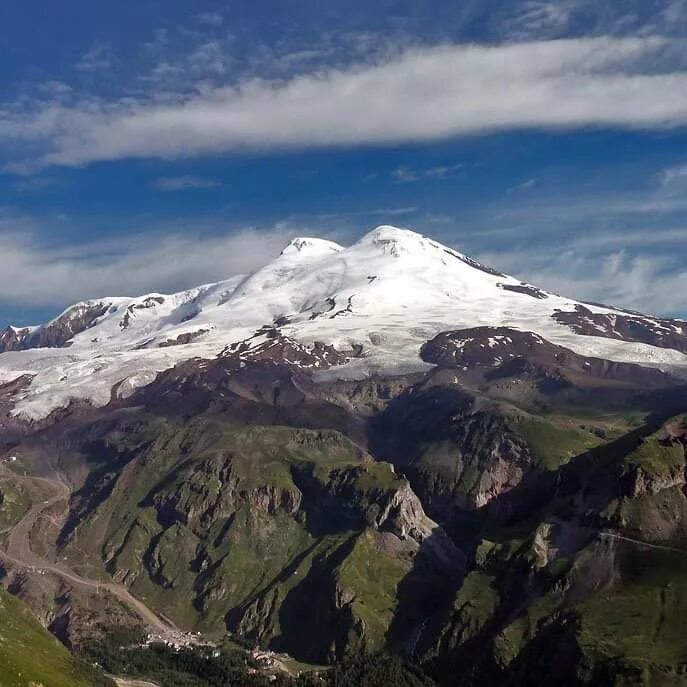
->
(1, 225), (686, 420)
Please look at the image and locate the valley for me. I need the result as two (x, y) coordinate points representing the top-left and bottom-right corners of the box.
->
(0, 465), (182, 634)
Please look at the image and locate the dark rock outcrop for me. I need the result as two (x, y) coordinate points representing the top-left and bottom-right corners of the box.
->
(553, 304), (687, 353)
(421, 326), (677, 388)
(0, 301), (112, 352)
(497, 283), (548, 299)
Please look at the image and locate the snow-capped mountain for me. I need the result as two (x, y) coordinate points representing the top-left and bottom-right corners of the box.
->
(1, 225), (686, 420)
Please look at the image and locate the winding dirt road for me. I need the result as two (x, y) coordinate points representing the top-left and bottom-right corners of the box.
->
(0, 469), (178, 637)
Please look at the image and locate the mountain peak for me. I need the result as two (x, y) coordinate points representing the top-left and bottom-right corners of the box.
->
(279, 237), (343, 258)
(357, 224), (425, 246)
(363, 224), (419, 238)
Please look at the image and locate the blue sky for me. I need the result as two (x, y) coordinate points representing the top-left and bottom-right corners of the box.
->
(1, 0), (686, 327)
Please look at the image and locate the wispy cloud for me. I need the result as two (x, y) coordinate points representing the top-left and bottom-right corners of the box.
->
(392, 163), (464, 183)
(570, 227), (687, 249)
(186, 40), (231, 75)
(470, 174), (687, 315)
(660, 163), (687, 191)
(506, 177), (538, 194)
(154, 175), (221, 191)
(0, 219), (296, 310)
(505, 0), (582, 38)
(659, 0), (687, 30)
(2, 37), (687, 170)
(494, 188), (687, 226)
(75, 42), (114, 73)
(13, 176), (57, 193)
(195, 12), (224, 27)
(311, 206), (418, 220)
(498, 0), (684, 40)
(480, 242), (687, 316)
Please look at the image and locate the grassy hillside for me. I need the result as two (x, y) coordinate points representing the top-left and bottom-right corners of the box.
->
(51, 417), (457, 663)
(429, 412), (687, 685)
(0, 586), (111, 687)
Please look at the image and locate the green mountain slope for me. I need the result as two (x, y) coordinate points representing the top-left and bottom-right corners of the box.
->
(0, 585), (111, 687)
(2, 346), (687, 685)
(49, 416), (461, 663)
(426, 414), (687, 686)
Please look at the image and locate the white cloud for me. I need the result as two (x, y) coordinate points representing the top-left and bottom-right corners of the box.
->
(660, 164), (687, 191)
(479, 231), (687, 316)
(0, 223), (297, 310)
(186, 40), (231, 75)
(393, 163), (464, 183)
(2, 37), (687, 169)
(154, 175), (221, 191)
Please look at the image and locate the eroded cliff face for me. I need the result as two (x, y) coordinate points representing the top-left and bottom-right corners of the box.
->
(36, 413), (463, 663)
(624, 418), (687, 497)
(370, 385), (539, 516)
(151, 454), (303, 528)
(422, 410), (687, 687)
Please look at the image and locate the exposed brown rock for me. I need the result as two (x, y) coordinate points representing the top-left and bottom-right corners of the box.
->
(497, 283), (548, 299)
(157, 329), (209, 347)
(553, 304), (687, 353)
(0, 302), (112, 352)
(421, 326), (677, 389)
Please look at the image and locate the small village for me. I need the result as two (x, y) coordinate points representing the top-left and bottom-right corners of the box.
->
(142, 632), (303, 680)
(143, 630), (211, 651)
(248, 647), (295, 676)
